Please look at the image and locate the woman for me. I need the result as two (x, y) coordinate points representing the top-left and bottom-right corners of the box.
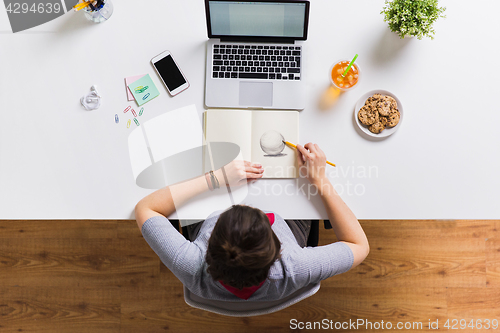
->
(135, 143), (369, 301)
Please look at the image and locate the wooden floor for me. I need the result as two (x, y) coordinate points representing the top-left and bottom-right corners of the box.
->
(0, 220), (498, 332)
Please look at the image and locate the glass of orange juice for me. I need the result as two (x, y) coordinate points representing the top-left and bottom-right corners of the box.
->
(330, 60), (360, 91)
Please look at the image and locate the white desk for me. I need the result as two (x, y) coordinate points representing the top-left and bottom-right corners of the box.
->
(1, 0), (499, 220)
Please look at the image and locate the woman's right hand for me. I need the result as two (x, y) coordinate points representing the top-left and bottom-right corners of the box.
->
(296, 143), (328, 186)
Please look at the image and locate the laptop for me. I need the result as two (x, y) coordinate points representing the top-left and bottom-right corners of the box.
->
(204, 0), (310, 110)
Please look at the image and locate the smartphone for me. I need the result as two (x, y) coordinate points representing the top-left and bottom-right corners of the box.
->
(151, 50), (190, 96)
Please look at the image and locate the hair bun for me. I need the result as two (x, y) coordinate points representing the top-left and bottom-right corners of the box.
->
(222, 242), (243, 266)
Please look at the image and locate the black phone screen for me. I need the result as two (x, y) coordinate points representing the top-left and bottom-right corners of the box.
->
(154, 55), (186, 91)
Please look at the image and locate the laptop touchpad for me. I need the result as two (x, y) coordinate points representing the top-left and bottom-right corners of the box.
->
(239, 82), (273, 107)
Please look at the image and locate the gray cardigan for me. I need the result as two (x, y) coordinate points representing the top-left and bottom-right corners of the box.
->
(141, 211), (353, 301)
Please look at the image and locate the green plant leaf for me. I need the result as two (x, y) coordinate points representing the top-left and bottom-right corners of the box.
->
(381, 0), (446, 40)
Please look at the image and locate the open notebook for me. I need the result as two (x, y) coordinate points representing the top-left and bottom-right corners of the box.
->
(204, 110), (299, 178)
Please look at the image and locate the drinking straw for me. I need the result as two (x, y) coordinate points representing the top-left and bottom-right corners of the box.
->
(341, 54), (358, 78)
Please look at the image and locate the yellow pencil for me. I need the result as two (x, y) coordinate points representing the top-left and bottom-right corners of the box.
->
(73, 1), (90, 11)
(283, 141), (336, 167)
(73, 4), (87, 11)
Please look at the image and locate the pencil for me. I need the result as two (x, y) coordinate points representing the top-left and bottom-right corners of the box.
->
(283, 141), (336, 167)
(73, 1), (90, 11)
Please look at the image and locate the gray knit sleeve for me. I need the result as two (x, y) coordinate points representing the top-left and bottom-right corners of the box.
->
(284, 241), (354, 286)
(141, 215), (204, 289)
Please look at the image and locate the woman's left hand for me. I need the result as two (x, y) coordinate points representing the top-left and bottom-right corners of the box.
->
(216, 160), (264, 187)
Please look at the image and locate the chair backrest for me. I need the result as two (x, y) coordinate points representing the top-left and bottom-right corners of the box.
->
(184, 282), (321, 317)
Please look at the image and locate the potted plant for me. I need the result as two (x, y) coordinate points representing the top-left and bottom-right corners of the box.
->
(381, 0), (446, 40)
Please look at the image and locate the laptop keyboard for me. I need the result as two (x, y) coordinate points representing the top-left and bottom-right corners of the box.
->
(212, 44), (301, 80)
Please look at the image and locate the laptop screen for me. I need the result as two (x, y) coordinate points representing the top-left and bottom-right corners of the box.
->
(206, 1), (309, 40)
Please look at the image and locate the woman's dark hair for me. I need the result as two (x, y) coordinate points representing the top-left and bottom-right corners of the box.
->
(205, 205), (281, 290)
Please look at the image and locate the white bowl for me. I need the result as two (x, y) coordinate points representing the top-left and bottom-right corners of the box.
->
(354, 89), (403, 138)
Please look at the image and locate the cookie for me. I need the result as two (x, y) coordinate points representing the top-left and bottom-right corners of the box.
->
(365, 96), (378, 108)
(386, 111), (400, 128)
(358, 105), (379, 126)
(379, 116), (388, 127)
(385, 95), (398, 110)
(364, 97), (376, 108)
(377, 100), (392, 116)
(368, 121), (385, 134)
(373, 93), (383, 100)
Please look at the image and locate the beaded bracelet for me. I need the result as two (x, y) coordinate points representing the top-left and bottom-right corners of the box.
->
(205, 172), (214, 191)
(205, 171), (220, 191)
(209, 170), (220, 189)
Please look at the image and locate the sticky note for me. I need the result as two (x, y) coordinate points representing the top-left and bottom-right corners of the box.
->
(128, 74), (160, 106)
(125, 74), (146, 101)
